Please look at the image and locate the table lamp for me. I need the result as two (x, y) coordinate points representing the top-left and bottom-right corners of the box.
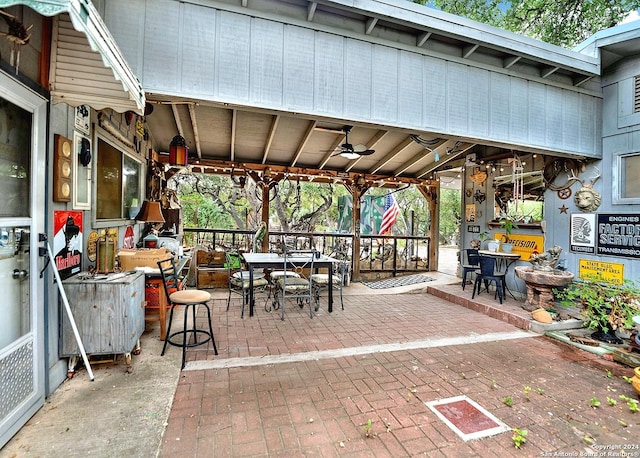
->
(135, 201), (165, 248)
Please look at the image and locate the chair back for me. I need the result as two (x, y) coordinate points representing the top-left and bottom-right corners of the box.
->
(281, 250), (315, 283)
(157, 257), (183, 304)
(466, 249), (480, 266)
(478, 255), (497, 275)
(225, 251), (244, 277)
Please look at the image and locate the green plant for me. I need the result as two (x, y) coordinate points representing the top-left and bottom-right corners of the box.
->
(512, 428), (528, 449)
(537, 388), (545, 395)
(524, 386), (531, 401)
(619, 395), (639, 412)
(607, 396), (617, 406)
(499, 217), (519, 243)
(503, 396), (513, 407)
(363, 419), (373, 437)
(554, 279), (640, 335)
(589, 397), (601, 408)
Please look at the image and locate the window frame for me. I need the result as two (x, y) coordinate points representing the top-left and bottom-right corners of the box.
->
(93, 134), (144, 227)
(612, 150), (640, 205)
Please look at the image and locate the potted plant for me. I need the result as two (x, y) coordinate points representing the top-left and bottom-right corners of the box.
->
(554, 279), (640, 344)
(471, 231), (490, 250)
(499, 217), (519, 253)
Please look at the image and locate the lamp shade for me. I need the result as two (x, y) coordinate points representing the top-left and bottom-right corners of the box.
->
(134, 201), (165, 223)
(169, 135), (188, 166)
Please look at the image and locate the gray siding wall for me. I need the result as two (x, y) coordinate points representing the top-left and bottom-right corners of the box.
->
(102, 0), (601, 158)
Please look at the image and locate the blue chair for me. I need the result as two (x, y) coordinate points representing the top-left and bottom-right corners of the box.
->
(461, 249), (480, 291)
(472, 255), (506, 304)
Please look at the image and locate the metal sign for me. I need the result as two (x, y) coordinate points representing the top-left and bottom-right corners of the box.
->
(495, 232), (544, 261)
(596, 213), (640, 259)
(578, 259), (624, 285)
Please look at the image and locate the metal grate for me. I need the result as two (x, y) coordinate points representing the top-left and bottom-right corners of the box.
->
(635, 76), (640, 113)
(0, 342), (35, 419)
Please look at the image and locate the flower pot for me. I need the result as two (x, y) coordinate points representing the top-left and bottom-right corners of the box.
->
(487, 240), (500, 252)
(501, 243), (513, 253)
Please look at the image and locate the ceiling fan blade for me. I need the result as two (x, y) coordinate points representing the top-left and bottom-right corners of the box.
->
(358, 149), (376, 156)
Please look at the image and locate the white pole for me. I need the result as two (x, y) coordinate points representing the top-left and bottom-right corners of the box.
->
(46, 241), (94, 381)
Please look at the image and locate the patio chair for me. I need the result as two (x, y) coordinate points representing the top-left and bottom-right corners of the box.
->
(158, 257), (217, 369)
(461, 249), (480, 290)
(311, 257), (348, 311)
(273, 250), (316, 320)
(471, 255), (506, 304)
(226, 251), (269, 318)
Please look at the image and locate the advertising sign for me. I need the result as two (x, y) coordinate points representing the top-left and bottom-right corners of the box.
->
(494, 232), (544, 261)
(569, 213), (595, 254)
(578, 259), (624, 285)
(596, 213), (640, 259)
(53, 210), (83, 279)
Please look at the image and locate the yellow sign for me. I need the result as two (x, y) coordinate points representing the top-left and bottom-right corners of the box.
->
(495, 232), (544, 261)
(579, 260), (624, 285)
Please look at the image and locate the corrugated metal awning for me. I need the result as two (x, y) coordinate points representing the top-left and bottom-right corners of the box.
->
(0, 0), (145, 114)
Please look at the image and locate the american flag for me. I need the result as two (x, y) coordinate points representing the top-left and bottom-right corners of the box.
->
(379, 191), (400, 235)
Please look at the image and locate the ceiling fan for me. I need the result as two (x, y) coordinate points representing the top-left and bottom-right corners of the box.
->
(331, 125), (375, 160)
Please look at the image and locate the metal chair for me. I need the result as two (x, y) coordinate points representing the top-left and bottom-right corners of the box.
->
(472, 255), (506, 304)
(311, 257), (348, 311)
(158, 257), (217, 369)
(461, 249), (480, 290)
(273, 250), (316, 320)
(226, 251), (269, 318)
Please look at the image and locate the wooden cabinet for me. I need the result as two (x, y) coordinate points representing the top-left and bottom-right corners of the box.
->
(60, 272), (145, 357)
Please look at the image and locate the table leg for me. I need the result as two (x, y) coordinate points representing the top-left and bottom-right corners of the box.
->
(328, 266), (333, 313)
(249, 266), (255, 317)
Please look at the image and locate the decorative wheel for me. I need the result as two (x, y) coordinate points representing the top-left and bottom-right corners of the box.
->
(557, 188), (572, 200)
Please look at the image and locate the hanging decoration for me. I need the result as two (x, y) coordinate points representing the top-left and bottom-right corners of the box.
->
(0, 9), (32, 74)
(508, 155), (524, 213)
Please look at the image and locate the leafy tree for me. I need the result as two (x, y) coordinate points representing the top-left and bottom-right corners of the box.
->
(414, 0), (640, 48)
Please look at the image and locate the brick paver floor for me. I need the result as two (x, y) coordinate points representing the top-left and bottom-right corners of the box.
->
(161, 289), (639, 457)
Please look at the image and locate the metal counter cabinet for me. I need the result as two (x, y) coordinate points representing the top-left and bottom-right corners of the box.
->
(60, 271), (145, 364)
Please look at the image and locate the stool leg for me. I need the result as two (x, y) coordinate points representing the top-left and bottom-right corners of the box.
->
(190, 303), (198, 344)
(204, 303), (218, 355)
(161, 304), (177, 356)
(181, 304), (190, 370)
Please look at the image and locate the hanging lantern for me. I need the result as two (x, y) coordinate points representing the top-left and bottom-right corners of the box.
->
(169, 135), (188, 166)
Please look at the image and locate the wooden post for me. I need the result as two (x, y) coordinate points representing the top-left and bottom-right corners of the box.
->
(417, 183), (439, 272)
(261, 184), (269, 252)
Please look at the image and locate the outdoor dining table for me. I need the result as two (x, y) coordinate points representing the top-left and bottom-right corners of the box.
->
(478, 250), (521, 300)
(242, 252), (337, 317)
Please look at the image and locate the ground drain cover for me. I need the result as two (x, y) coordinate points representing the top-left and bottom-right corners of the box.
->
(425, 395), (510, 441)
(363, 274), (433, 289)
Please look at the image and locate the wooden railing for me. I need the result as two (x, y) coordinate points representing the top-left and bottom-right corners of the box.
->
(183, 228), (430, 276)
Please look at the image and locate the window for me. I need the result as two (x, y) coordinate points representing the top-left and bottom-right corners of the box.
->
(95, 137), (142, 220)
(614, 152), (640, 204)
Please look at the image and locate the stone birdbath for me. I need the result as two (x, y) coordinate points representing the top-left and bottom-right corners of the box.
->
(515, 246), (574, 312)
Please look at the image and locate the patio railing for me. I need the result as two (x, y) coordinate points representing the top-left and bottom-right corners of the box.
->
(182, 228), (430, 276)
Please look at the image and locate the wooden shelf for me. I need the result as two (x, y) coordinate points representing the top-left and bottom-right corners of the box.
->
(487, 221), (543, 231)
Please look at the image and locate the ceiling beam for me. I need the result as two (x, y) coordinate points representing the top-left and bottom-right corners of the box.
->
(230, 109), (237, 162)
(417, 31), (431, 47)
(365, 17), (378, 34)
(290, 120), (317, 167)
(541, 66), (559, 78)
(345, 129), (389, 172)
(369, 136), (414, 174)
(503, 55), (521, 69)
(393, 138), (448, 176)
(261, 115), (280, 164)
(187, 103), (202, 161)
(462, 44), (479, 59)
(171, 104), (184, 138)
(416, 141), (475, 178)
(319, 132), (346, 169)
(307, 1), (317, 21)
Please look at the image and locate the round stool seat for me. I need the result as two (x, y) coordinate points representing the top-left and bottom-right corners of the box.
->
(170, 289), (211, 304)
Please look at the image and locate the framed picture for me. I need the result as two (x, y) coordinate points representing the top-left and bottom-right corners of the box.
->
(73, 131), (92, 210)
(465, 204), (476, 223)
(74, 105), (90, 135)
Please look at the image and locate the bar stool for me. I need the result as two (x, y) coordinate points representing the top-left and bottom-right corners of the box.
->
(158, 258), (218, 369)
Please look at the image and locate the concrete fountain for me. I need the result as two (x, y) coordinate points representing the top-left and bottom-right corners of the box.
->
(515, 246), (574, 312)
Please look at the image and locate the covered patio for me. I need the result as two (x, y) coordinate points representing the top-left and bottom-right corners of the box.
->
(4, 274), (638, 456)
